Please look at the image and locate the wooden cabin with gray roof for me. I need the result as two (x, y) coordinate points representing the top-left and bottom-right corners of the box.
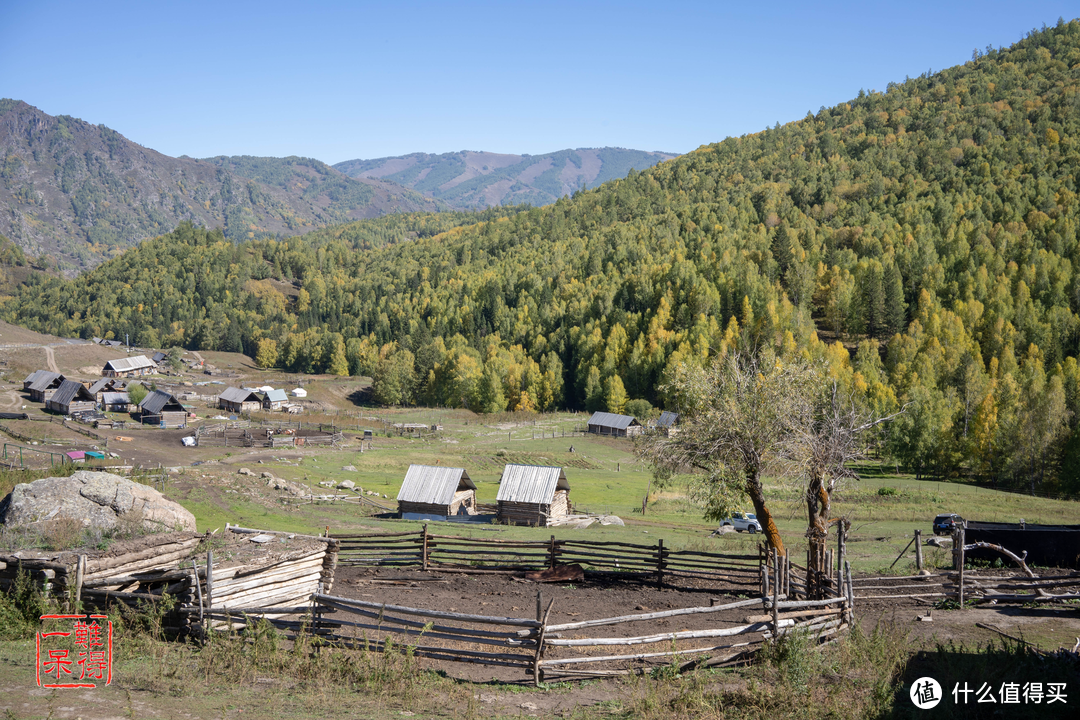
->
(218, 387), (263, 414)
(103, 355), (157, 378)
(496, 464), (570, 527)
(26, 372), (65, 402)
(45, 380), (97, 415)
(397, 465), (478, 520)
(139, 390), (186, 427)
(586, 411), (643, 437)
(88, 377), (127, 403)
(262, 388), (288, 411)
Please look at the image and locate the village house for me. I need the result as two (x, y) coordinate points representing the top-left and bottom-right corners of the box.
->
(397, 464), (478, 520)
(139, 390), (187, 427)
(655, 411), (680, 436)
(217, 387), (263, 414)
(586, 411), (643, 437)
(496, 464), (571, 527)
(262, 388), (288, 411)
(26, 371), (65, 403)
(103, 355), (158, 378)
(87, 377), (126, 403)
(45, 379), (97, 415)
(100, 391), (132, 413)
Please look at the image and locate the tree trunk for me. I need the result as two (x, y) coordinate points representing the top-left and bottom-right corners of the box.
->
(746, 468), (784, 556)
(805, 470), (830, 598)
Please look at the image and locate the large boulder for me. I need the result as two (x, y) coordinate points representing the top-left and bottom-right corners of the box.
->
(0, 471), (196, 533)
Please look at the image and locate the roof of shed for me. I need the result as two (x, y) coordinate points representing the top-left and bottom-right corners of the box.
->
(587, 411), (640, 430)
(218, 387), (262, 403)
(24, 370), (49, 384)
(265, 389), (288, 402)
(657, 411), (680, 428)
(50, 379), (95, 406)
(140, 389), (182, 414)
(397, 465), (475, 505)
(104, 355), (157, 372)
(101, 392), (130, 404)
(29, 372), (64, 392)
(496, 464), (569, 504)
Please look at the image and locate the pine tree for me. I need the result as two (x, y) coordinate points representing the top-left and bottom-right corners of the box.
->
(584, 365), (604, 412)
(883, 264), (907, 336)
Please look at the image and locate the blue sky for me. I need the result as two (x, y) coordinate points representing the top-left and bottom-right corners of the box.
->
(1, 1), (1076, 164)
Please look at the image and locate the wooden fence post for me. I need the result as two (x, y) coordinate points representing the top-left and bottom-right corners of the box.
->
(75, 554), (85, 606)
(548, 535), (557, 570)
(421, 525), (429, 571)
(957, 527), (966, 607)
(656, 539), (665, 589)
(191, 559), (204, 639)
(205, 550), (214, 636)
(914, 529), (923, 572)
(836, 528), (843, 595)
(533, 596), (555, 686)
(845, 560), (854, 625)
(771, 550), (780, 636)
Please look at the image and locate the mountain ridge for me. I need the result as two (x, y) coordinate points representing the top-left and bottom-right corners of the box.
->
(0, 101), (442, 273)
(333, 147), (678, 209)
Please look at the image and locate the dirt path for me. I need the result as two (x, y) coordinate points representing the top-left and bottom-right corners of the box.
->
(0, 390), (18, 408)
(191, 350), (204, 364)
(42, 345), (58, 373)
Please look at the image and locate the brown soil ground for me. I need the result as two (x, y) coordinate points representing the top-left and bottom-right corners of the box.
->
(328, 566), (1080, 683)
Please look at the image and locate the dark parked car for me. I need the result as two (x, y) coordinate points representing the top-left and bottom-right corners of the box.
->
(933, 513), (964, 536)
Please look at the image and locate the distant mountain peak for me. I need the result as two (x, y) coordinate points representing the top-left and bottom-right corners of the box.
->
(0, 102), (441, 274)
(333, 147), (678, 210)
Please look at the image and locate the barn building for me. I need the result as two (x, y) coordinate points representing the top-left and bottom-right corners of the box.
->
(27, 372), (65, 403)
(263, 389), (288, 411)
(496, 464), (570, 527)
(139, 390), (187, 427)
(23, 370), (54, 391)
(655, 411), (680, 435)
(46, 380), (97, 415)
(103, 355), (158, 378)
(586, 411), (643, 437)
(100, 391), (132, 413)
(87, 377), (126, 402)
(218, 387), (263, 414)
(397, 465), (478, 520)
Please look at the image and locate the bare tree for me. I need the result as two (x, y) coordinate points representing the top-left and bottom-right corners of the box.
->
(640, 351), (814, 555)
(791, 380), (907, 597)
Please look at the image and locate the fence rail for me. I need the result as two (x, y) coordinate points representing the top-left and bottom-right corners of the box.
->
(290, 545), (850, 683)
(332, 528), (762, 589)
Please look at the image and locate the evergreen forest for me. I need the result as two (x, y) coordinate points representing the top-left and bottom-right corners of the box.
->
(6, 21), (1080, 495)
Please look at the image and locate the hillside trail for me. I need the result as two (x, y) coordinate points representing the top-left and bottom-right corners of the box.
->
(42, 345), (58, 373)
(191, 350), (204, 364)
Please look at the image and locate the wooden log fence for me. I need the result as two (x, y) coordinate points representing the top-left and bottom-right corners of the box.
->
(332, 528), (762, 588)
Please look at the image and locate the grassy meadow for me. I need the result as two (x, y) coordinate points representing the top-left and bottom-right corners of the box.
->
(155, 405), (1080, 575)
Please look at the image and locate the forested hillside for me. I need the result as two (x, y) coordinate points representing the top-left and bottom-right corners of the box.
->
(0, 102), (441, 273)
(334, 148), (677, 209)
(6, 22), (1080, 494)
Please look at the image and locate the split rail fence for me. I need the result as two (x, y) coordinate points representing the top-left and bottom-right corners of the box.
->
(331, 527), (762, 589)
(299, 546), (852, 683)
(848, 526), (1080, 605)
